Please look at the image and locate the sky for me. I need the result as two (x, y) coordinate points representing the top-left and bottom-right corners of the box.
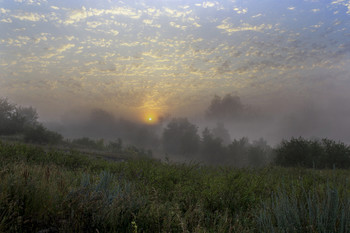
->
(1, 0), (350, 142)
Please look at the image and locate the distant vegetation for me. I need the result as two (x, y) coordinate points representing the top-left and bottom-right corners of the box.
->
(274, 137), (350, 169)
(2, 97), (350, 232)
(0, 98), (63, 144)
(2, 97), (350, 168)
(162, 117), (273, 167)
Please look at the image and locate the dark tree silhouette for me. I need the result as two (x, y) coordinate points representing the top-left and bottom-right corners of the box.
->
(0, 98), (39, 135)
(274, 137), (350, 169)
(206, 94), (245, 120)
(162, 118), (200, 155)
(211, 122), (231, 145)
(200, 128), (226, 164)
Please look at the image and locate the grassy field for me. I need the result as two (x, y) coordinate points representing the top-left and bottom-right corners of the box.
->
(0, 140), (350, 232)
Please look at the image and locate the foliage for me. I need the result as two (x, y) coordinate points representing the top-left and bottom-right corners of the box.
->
(72, 137), (105, 150)
(0, 98), (29, 135)
(107, 138), (123, 153)
(200, 127), (226, 164)
(211, 122), (231, 145)
(0, 98), (63, 145)
(24, 124), (63, 144)
(257, 184), (350, 232)
(225, 137), (272, 167)
(206, 94), (245, 120)
(1, 140), (350, 232)
(162, 118), (200, 155)
(274, 137), (350, 169)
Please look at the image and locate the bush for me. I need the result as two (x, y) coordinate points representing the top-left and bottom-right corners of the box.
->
(72, 137), (105, 150)
(24, 124), (63, 145)
(274, 137), (350, 169)
(200, 128), (226, 164)
(162, 118), (200, 155)
(0, 98), (39, 135)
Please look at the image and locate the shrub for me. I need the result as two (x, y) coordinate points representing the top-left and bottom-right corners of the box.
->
(72, 137), (105, 150)
(0, 98), (39, 135)
(274, 137), (350, 169)
(162, 118), (200, 155)
(24, 124), (63, 145)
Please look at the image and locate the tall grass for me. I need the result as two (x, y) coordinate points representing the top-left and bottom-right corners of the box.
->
(1, 140), (350, 232)
(257, 183), (350, 233)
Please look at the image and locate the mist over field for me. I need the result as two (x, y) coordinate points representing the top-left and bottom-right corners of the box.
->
(44, 90), (350, 148)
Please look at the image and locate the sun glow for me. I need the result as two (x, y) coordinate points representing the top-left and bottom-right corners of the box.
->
(143, 112), (157, 124)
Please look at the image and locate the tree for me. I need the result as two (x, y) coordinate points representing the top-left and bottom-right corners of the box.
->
(162, 118), (200, 155)
(206, 94), (245, 120)
(24, 124), (63, 144)
(0, 97), (62, 144)
(17, 106), (38, 126)
(0, 98), (17, 134)
(0, 98), (16, 120)
(211, 122), (231, 145)
(0, 98), (39, 135)
(227, 137), (249, 166)
(274, 137), (350, 169)
(274, 137), (313, 167)
(320, 138), (350, 168)
(200, 128), (226, 164)
(247, 138), (272, 167)
(0, 98), (23, 134)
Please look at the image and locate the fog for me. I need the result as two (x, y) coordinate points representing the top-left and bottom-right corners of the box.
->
(45, 89), (350, 151)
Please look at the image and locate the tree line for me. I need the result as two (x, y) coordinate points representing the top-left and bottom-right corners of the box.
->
(1, 97), (350, 168)
(0, 98), (62, 144)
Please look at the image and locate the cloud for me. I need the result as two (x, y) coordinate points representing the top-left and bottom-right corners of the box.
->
(0, 8), (10, 14)
(64, 7), (89, 25)
(217, 19), (273, 34)
(1, 0), (350, 134)
(33, 33), (49, 44)
(252, 13), (262, 18)
(143, 19), (153, 25)
(41, 43), (75, 59)
(233, 7), (248, 14)
(14, 0), (47, 5)
(11, 12), (45, 21)
(331, 0), (350, 14)
(86, 38), (113, 48)
(202, 1), (217, 8)
(142, 19), (161, 28)
(56, 44), (75, 53)
(163, 7), (193, 19)
(64, 6), (142, 25)
(109, 29), (119, 36)
(287, 6), (296, 10)
(169, 21), (187, 30)
(86, 21), (103, 28)
(0, 18), (12, 23)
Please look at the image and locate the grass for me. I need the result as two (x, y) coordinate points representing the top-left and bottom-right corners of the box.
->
(0, 140), (350, 232)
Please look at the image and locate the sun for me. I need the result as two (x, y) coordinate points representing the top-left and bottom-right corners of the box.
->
(142, 111), (157, 125)
(143, 112), (157, 124)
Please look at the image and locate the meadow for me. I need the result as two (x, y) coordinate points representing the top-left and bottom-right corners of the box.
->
(1, 140), (350, 233)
